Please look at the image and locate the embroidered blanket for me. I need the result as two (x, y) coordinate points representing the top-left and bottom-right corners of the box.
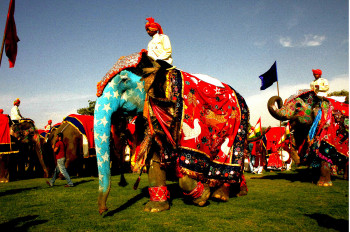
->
(154, 70), (249, 185)
(96, 49), (147, 97)
(0, 114), (10, 144)
(63, 114), (95, 149)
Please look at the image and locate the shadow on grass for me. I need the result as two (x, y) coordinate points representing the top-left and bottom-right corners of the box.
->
(250, 168), (317, 183)
(0, 215), (48, 232)
(104, 187), (149, 217)
(0, 187), (40, 197)
(305, 213), (349, 232)
(72, 179), (94, 187)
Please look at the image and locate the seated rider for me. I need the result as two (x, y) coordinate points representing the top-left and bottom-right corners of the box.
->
(10, 98), (23, 124)
(145, 17), (173, 65)
(45, 120), (52, 131)
(310, 69), (329, 98)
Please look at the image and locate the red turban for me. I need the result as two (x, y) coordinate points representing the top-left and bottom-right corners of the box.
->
(48, 120), (52, 124)
(312, 69), (322, 75)
(0, 109), (3, 114)
(145, 17), (163, 34)
(13, 98), (20, 105)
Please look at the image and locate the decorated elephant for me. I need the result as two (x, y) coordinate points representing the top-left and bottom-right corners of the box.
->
(45, 114), (96, 177)
(0, 117), (50, 180)
(94, 50), (256, 214)
(268, 89), (349, 186)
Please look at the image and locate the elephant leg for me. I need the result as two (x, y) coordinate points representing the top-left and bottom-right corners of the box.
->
(317, 161), (332, 187)
(179, 175), (210, 206)
(212, 183), (230, 202)
(144, 151), (170, 212)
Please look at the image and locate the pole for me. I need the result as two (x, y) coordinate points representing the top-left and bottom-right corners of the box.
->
(276, 80), (284, 170)
(0, 0), (12, 68)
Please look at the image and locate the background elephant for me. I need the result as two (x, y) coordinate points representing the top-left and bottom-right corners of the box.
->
(45, 120), (96, 177)
(94, 50), (251, 214)
(267, 89), (349, 186)
(9, 119), (49, 180)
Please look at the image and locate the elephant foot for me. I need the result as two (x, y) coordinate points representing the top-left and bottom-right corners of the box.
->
(317, 180), (333, 187)
(144, 200), (170, 213)
(237, 184), (248, 197)
(212, 183), (230, 202)
(99, 207), (108, 215)
(145, 186), (170, 212)
(189, 182), (210, 207)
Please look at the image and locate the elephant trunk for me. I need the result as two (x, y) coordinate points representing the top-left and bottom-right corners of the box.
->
(33, 132), (49, 178)
(94, 96), (119, 214)
(267, 96), (287, 121)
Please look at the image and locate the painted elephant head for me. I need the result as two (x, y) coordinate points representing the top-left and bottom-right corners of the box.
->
(267, 90), (320, 125)
(94, 52), (153, 213)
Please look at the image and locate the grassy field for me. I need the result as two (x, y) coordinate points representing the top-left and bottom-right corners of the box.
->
(0, 167), (348, 232)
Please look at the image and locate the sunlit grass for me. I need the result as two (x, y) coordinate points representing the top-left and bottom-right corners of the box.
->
(0, 167), (348, 231)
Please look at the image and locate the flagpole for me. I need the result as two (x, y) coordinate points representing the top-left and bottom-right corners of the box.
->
(0, 0), (12, 68)
(276, 67), (284, 170)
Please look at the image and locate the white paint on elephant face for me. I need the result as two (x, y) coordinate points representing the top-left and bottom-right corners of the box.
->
(136, 82), (144, 92)
(100, 117), (108, 126)
(104, 91), (112, 100)
(113, 91), (119, 98)
(94, 119), (99, 126)
(95, 146), (101, 155)
(100, 133), (108, 143)
(95, 102), (101, 111)
(103, 103), (111, 113)
(101, 152), (109, 162)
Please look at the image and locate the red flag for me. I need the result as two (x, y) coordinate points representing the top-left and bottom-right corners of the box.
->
(4, 0), (20, 68)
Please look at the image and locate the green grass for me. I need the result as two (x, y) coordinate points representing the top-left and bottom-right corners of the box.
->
(0, 167), (348, 232)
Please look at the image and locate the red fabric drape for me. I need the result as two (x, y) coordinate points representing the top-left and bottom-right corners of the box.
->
(4, 0), (20, 68)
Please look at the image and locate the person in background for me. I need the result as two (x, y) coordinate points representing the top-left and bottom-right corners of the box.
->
(10, 98), (23, 123)
(46, 132), (74, 187)
(310, 69), (329, 98)
(145, 17), (173, 65)
(45, 120), (52, 131)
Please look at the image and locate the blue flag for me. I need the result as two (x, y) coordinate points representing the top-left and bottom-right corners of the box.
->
(259, 61), (278, 90)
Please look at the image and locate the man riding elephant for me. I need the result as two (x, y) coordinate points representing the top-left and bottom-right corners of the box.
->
(94, 49), (258, 214)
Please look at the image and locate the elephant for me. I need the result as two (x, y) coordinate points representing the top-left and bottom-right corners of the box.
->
(45, 116), (97, 177)
(94, 50), (253, 214)
(0, 118), (50, 180)
(267, 89), (349, 186)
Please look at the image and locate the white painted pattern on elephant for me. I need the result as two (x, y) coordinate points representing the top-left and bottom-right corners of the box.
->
(94, 70), (145, 193)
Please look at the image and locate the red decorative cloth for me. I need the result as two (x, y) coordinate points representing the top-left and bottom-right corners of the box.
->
(63, 114), (95, 149)
(183, 181), (204, 199)
(0, 114), (10, 144)
(179, 72), (241, 164)
(265, 127), (285, 150)
(148, 186), (169, 202)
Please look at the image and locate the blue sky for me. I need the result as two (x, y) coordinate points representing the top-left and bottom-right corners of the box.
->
(0, 0), (348, 129)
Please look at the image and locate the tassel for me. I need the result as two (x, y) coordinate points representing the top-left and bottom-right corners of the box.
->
(133, 166), (145, 190)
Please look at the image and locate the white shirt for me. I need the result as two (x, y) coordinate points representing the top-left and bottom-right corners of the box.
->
(10, 105), (22, 121)
(310, 77), (329, 97)
(147, 33), (173, 64)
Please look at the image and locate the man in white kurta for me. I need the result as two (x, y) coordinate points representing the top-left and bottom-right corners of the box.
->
(310, 69), (329, 98)
(10, 98), (23, 123)
(145, 17), (173, 65)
